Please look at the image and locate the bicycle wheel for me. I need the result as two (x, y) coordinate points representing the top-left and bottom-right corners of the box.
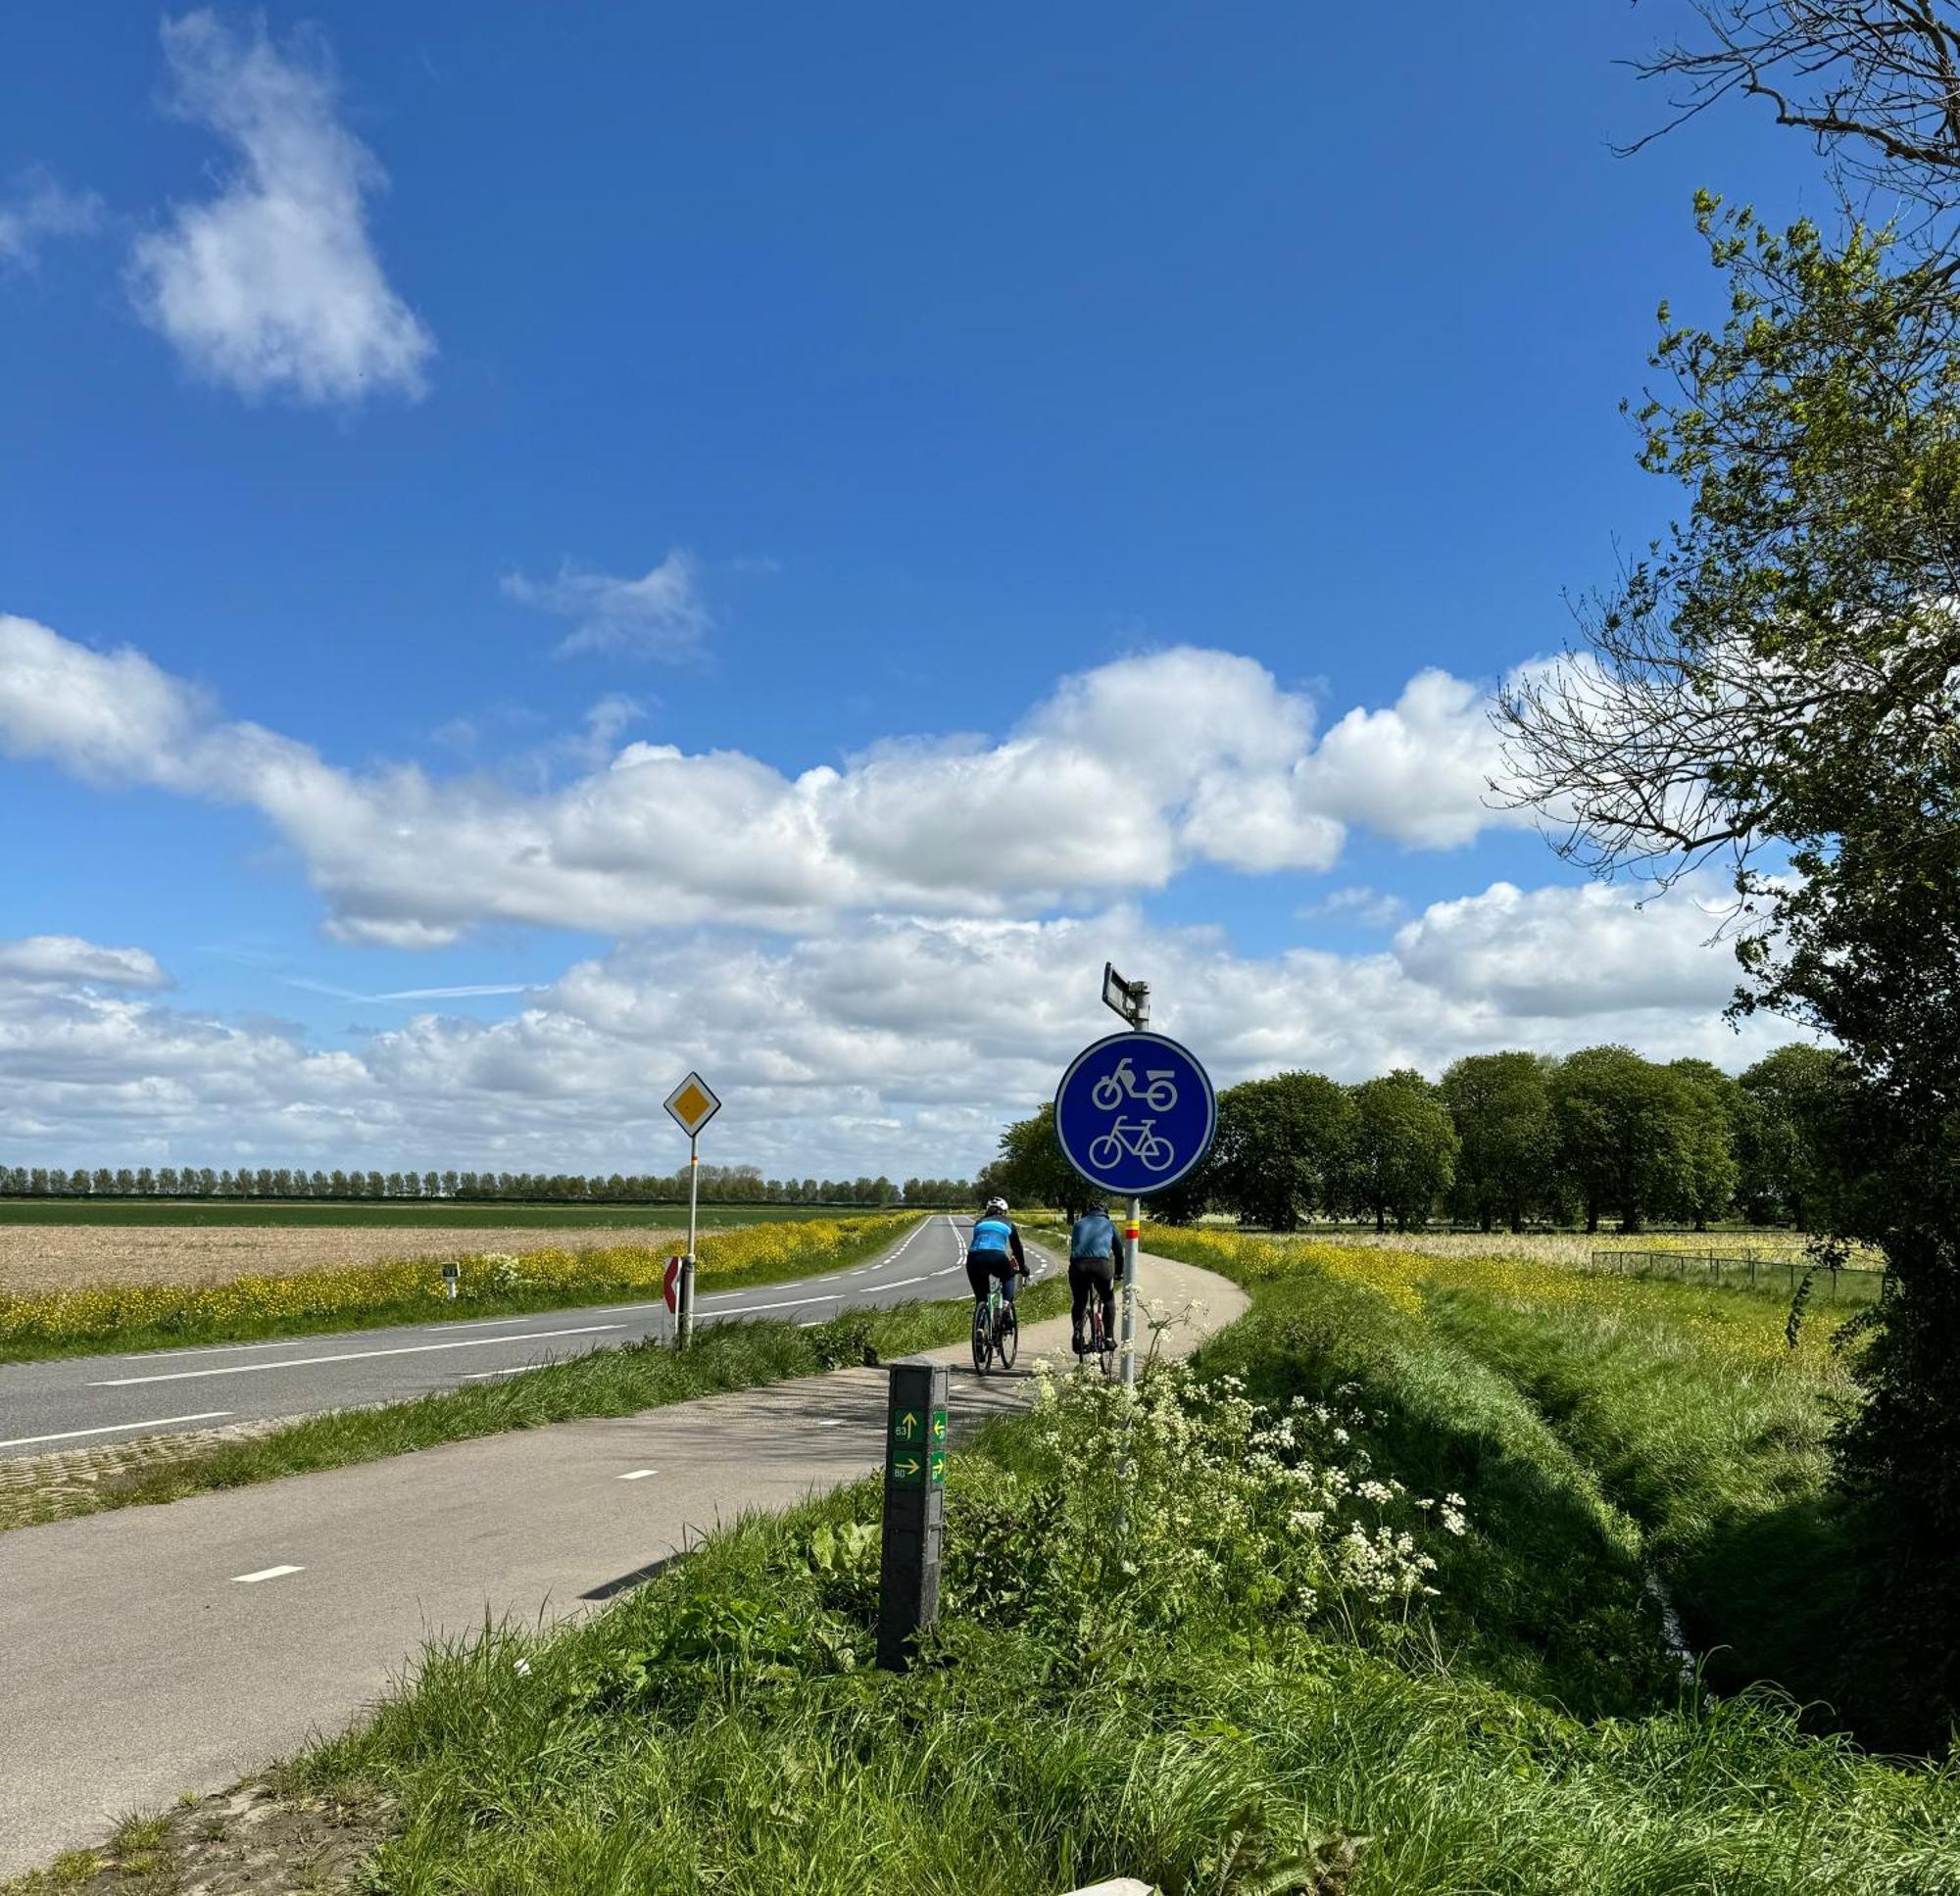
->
(998, 1301), (1019, 1370)
(970, 1299), (990, 1374)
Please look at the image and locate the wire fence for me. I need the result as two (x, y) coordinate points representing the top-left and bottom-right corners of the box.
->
(1586, 1248), (1889, 1303)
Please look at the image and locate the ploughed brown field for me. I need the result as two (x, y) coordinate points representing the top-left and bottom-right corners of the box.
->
(0, 1223), (687, 1292)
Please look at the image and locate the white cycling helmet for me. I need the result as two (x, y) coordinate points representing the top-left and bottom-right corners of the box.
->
(984, 1196), (1008, 1216)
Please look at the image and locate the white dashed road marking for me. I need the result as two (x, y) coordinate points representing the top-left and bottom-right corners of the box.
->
(230, 1565), (303, 1584)
(0, 1411), (233, 1450)
(616, 1469), (659, 1482)
(90, 1324), (628, 1387)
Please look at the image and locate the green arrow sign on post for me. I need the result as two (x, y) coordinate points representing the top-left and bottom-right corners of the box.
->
(878, 1360), (948, 1671)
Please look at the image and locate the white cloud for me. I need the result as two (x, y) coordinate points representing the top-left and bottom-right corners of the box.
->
(1302, 886), (1409, 928)
(505, 552), (712, 661)
(0, 894), (1798, 1176)
(1392, 876), (1744, 1017)
(0, 615), (1533, 946)
(1299, 668), (1530, 849)
(0, 170), (101, 270)
(127, 12), (432, 404)
(0, 937), (170, 991)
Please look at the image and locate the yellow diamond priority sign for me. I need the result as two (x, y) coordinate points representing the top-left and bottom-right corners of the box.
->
(663, 1071), (721, 1139)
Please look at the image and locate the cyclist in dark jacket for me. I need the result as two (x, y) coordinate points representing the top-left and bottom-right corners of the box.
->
(1068, 1202), (1120, 1358)
(966, 1198), (1028, 1308)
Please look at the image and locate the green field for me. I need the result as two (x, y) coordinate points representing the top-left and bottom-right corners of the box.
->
(0, 1198), (858, 1230)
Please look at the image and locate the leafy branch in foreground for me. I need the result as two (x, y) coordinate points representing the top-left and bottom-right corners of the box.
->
(1499, 193), (1960, 1734)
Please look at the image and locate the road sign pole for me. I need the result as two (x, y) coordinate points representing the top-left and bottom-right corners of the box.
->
(877, 1359), (949, 1671)
(1119, 1195), (1141, 1389)
(679, 1134), (699, 1350)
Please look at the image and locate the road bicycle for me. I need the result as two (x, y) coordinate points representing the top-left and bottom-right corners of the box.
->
(1079, 1287), (1116, 1379)
(1088, 1116), (1175, 1173)
(971, 1272), (1019, 1374)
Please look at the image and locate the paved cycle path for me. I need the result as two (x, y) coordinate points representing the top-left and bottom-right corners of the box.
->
(0, 1248), (1245, 1879)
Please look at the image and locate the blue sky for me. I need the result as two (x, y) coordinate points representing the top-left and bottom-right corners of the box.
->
(0, 5), (1822, 1177)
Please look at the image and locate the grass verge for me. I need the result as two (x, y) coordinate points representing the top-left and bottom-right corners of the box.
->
(215, 1255), (1960, 1896)
(1, 1279), (1072, 1535)
(0, 1212), (922, 1363)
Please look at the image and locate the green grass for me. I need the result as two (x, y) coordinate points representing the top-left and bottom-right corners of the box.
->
(0, 1198), (858, 1229)
(4, 1279), (1073, 1534)
(249, 1258), (1960, 1896)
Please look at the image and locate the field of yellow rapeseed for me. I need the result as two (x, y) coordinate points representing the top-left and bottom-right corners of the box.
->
(1144, 1222), (1837, 1365)
(0, 1212), (916, 1354)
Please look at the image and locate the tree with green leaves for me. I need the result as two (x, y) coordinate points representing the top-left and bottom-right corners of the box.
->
(1736, 1043), (1845, 1226)
(1666, 1058), (1746, 1230)
(1344, 1069), (1458, 1233)
(1439, 1050), (1559, 1232)
(1209, 1071), (1355, 1231)
(1501, 165), (1960, 1728)
(1548, 1046), (1698, 1234)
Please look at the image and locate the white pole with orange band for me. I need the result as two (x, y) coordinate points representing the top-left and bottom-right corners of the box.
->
(1119, 1199), (1142, 1389)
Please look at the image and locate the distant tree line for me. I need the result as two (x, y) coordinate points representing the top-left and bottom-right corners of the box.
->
(980, 1042), (1854, 1234)
(0, 1163), (974, 1209)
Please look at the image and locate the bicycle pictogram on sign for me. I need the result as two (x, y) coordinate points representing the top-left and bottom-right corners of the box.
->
(1054, 1030), (1216, 1197)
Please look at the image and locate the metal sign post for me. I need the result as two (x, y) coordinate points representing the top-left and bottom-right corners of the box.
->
(1054, 989), (1215, 1390)
(877, 1359), (949, 1671)
(663, 1072), (722, 1352)
(1102, 966), (1150, 1387)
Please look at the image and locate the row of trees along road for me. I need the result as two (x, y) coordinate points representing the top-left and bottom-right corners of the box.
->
(982, 1042), (1846, 1235)
(0, 1165), (975, 1208)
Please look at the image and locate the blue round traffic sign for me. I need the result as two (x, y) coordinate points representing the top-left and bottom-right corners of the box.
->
(1054, 1030), (1217, 1197)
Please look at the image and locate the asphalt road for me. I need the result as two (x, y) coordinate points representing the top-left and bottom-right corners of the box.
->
(0, 1248), (1247, 1879)
(0, 1214), (1045, 1460)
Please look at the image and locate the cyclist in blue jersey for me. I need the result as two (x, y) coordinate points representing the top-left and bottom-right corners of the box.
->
(966, 1197), (1028, 1311)
(1067, 1201), (1120, 1359)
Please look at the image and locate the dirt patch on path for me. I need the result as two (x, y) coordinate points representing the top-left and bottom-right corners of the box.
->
(0, 1224), (684, 1292)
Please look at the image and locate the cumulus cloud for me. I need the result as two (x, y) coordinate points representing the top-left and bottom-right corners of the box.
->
(0, 170), (101, 270)
(505, 551), (712, 661)
(1392, 876), (1745, 1017)
(0, 937), (170, 991)
(128, 12), (433, 404)
(0, 615), (1535, 946)
(0, 895), (1795, 1175)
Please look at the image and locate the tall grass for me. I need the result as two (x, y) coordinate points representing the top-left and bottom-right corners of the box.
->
(274, 1269), (1960, 1894)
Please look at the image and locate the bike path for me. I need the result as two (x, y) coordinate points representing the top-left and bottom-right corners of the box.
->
(0, 1248), (1246, 1879)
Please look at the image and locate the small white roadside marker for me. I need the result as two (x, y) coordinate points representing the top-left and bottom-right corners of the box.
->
(231, 1564), (303, 1584)
(616, 1469), (659, 1481)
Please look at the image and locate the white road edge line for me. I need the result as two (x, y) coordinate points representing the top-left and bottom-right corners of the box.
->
(459, 1363), (551, 1380)
(0, 1410), (234, 1450)
(89, 1324), (627, 1388)
(230, 1564), (303, 1584)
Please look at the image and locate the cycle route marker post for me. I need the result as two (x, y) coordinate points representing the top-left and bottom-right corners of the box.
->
(1053, 964), (1217, 1389)
(662, 1071), (721, 1350)
(876, 1358), (949, 1671)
